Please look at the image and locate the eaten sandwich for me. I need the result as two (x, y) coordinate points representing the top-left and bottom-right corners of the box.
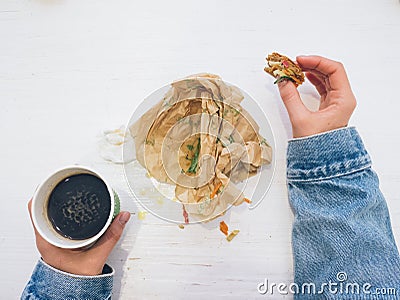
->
(264, 52), (304, 86)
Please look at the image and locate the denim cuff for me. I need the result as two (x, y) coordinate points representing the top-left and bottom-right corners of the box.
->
(287, 127), (371, 181)
(24, 259), (114, 300)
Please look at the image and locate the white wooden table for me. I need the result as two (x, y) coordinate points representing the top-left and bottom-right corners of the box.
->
(1, 1), (400, 299)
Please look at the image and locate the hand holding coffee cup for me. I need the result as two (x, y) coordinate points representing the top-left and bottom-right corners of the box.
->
(28, 165), (131, 275)
(28, 199), (130, 275)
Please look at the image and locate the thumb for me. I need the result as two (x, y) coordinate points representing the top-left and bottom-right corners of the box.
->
(277, 80), (309, 124)
(91, 211), (131, 258)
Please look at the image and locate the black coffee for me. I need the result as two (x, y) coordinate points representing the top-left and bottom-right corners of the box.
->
(47, 173), (111, 240)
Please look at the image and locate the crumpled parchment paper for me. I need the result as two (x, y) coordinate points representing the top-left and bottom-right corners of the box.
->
(129, 74), (272, 220)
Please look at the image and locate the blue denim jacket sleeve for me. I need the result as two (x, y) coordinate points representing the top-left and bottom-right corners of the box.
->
(287, 127), (400, 299)
(21, 259), (114, 300)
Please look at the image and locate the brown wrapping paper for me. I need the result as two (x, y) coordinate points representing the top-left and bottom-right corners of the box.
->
(129, 74), (272, 220)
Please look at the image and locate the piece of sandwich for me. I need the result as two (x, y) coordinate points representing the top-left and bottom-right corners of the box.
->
(264, 52), (304, 86)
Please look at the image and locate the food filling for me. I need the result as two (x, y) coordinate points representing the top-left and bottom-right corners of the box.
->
(264, 52), (305, 86)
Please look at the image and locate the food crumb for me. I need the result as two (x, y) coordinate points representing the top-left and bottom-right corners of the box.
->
(137, 211), (147, 220)
(219, 221), (229, 236)
(178, 224), (185, 229)
(244, 198), (252, 204)
(182, 205), (189, 224)
(226, 229), (240, 242)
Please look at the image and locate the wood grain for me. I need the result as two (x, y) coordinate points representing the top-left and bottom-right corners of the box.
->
(1, 0), (400, 299)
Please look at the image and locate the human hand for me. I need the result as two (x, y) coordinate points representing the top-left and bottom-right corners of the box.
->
(27, 199), (131, 276)
(277, 55), (357, 138)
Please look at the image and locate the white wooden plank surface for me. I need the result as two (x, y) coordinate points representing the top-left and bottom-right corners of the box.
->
(1, 0), (400, 299)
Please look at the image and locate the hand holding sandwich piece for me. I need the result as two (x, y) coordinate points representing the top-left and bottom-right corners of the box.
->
(275, 55), (357, 138)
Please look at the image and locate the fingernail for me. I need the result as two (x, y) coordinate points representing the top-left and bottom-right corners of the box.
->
(118, 212), (131, 225)
(277, 79), (289, 88)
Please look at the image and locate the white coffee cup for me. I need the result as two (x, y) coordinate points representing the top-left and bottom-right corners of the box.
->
(31, 165), (120, 249)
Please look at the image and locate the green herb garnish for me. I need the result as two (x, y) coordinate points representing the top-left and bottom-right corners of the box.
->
(187, 137), (201, 174)
(274, 76), (295, 85)
(228, 134), (235, 144)
(260, 138), (269, 146)
(145, 139), (155, 146)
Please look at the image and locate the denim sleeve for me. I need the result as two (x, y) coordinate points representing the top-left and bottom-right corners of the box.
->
(287, 127), (400, 299)
(21, 259), (114, 300)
